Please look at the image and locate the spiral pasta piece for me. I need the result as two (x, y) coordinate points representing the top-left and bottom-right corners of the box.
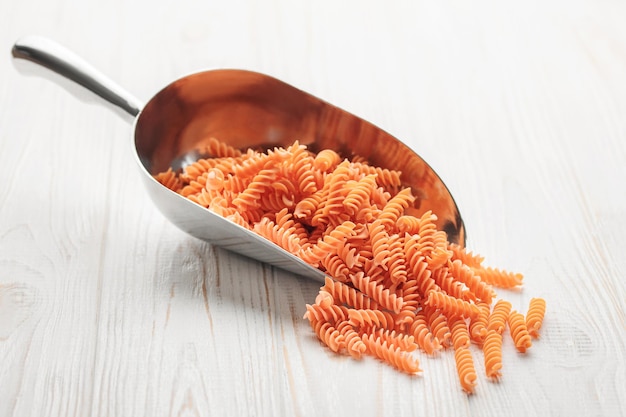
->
(378, 188), (415, 230)
(314, 290), (334, 309)
(454, 347), (477, 394)
(431, 266), (472, 301)
(337, 321), (367, 359)
(310, 319), (345, 353)
(199, 136), (243, 158)
(154, 167), (182, 191)
(386, 235), (408, 285)
(321, 277), (379, 310)
(204, 168), (226, 191)
(508, 310), (532, 353)
(236, 204), (265, 224)
(318, 161), (352, 223)
(260, 177), (297, 211)
(368, 220), (391, 268)
(404, 238), (438, 298)
(182, 155), (242, 183)
(413, 211), (438, 255)
(275, 208), (309, 242)
(447, 243), (485, 268)
(343, 174), (378, 217)
(313, 149), (341, 172)
(427, 242), (452, 269)
(284, 141), (317, 195)
(335, 240), (360, 268)
(483, 330), (503, 380)
(299, 221), (357, 264)
(294, 190), (325, 221)
(359, 257), (386, 284)
(197, 188), (227, 209)
(230, 151), (271, 178)
(320, 254), (352, 282)
(394, 305), (417, 329)
(396, 215), (422, 235)
(474, 266), (523, 289)
(449, 315), (471, 350)
(469, 302), (491, 344)
(350, 163), (403, 190)
(180, 158), (213, 183)
(361, 334), (422, 374)
(349, 272), (404, 313)
(370, 328), (418, 352)
(397, 277), (420, 310)
(253, 217), (301, 253)
(423, 305), (452, 348)
(370, 186), (391, 210)
(409, 311), (441, 355)
(347, 308), (395, 330)
(223, 172), (249, 195)
(525, 297), (546, 338)
(232, 167), (277, 209)
(426, 291), (480, 320)
(180, 172), (209, 198)
(449, 259), (495, 304)
(487, 300), (512, 334)
(303, 303), (348, 324)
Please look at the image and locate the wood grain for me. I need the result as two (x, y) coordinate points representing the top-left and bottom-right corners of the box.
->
(1, 0), (626, 416)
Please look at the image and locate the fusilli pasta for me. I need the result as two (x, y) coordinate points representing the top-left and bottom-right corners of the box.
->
(526, 297), (546, 338)
(153, 137), (546, 395)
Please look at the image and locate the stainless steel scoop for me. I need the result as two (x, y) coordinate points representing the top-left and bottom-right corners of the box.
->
(12, 35), (465, 282)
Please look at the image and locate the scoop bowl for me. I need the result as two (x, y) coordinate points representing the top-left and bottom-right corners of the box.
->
(12, 36), (465, 281)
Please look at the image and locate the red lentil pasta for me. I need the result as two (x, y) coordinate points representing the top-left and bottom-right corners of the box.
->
(154, 136), (547, 395)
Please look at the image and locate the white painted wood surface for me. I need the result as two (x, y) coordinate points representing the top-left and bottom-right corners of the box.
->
(1, 1), (625, 416)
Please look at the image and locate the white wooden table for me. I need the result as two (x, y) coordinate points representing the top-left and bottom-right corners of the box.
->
(1, 1), (625, 416)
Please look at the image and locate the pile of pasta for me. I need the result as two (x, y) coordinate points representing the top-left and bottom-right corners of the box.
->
(154, 137), (546, 394)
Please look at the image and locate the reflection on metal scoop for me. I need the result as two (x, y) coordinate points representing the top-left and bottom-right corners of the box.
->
(12, 36), (465, 282)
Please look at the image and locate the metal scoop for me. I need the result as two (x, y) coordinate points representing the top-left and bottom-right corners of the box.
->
(11, 36), (465, 282)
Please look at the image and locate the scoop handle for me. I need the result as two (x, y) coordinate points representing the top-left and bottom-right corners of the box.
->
(12, 35), (142, 117)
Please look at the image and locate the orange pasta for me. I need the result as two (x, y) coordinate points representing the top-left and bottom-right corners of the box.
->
(487, 300), (513, 334)
(426, 291), (480, 320)
(154, 137), (546, 394)
(474, 266), (524, 289)
(508, 310), (533, 353)
(347, 308), (395, 330)
(349, 272), (404, 313)
(321, 276), (379, 310)
(526, 297), (547, 338)
(423, 304), (452, 348)
(370, 328), (418, 352)
(483, 330), (504, 380)
(153, 168), (181, 191)
(409, 311), (441, 355)
(469, 302), (491, 344)
(361, 333), (422, 374)
(337, 321), (367, 359)
(448, 243), (485, 268)
(449, 315), (471, 350)
(454, 347), (478, 394)
(449, 260), (495, 304)
(311, 319), (345, 353)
